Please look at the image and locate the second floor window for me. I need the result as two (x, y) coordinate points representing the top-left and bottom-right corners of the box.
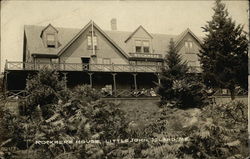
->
(185, 41), (194, 53)
(87, 31), (98, 49)
(87, 36), (97, 46)
(135, 40), (142, 53)
(143, 41), (150, 53)
(135, 40), (150, 53)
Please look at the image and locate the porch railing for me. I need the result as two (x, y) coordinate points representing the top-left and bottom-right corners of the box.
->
(101, 89), (159, 98)
(129, 53), (163, 59)
(5, 90), (29, 100)
(4, 89), (159, 100)
(5, 61), (162, 73)
(5, 61), (201, 73)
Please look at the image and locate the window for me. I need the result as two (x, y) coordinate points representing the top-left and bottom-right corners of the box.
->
(87, 36), (92, 46)
(185, 41), (194, 53)
(46, 34), (56, 48)
(87, 35), (97, 49)
(135, 40), (150, 53)
(47, 34), (55, 41)
(135, 40), (142, 53)
(87, 30), (98, 49)
(47, 45), (55, 48)
(143, 41), (150, 53)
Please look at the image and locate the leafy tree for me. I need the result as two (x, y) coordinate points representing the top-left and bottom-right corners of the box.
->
(158, 38), (207, 108)
(199, 0), (248, 100)
(24, 68), (68, 117)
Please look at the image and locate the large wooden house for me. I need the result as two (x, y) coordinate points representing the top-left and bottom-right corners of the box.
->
(4, 20), (202, 97)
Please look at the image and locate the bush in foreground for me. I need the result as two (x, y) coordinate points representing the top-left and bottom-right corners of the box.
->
(0, 69), (129, 159)
(0, 69), (247, 159)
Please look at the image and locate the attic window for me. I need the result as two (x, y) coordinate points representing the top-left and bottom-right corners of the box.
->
(135, 40), (150, 53)
(46, 34), (56, 48)
(185, 41), (194, 53)
(87, 35), (98, 49)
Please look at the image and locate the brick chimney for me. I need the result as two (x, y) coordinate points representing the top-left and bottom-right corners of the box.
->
(111, 18), (117, 31)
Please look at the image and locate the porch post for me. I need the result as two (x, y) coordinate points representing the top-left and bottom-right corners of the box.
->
(63, 61), (66, 71)
(5, 60), (8, 70)
(4, 71), (9, 98)
(112, 73), (117, 96)
(156, 73), (161, 85)
(62, 73), (67, 90)
(34, 58), (36, 70)
(133, 73), (137, 91)
(88, 73), (93, 87)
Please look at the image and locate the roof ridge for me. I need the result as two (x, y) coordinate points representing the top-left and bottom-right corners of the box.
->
(24, 24), (192, 37)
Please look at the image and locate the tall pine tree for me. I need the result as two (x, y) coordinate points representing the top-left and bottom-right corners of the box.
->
(199, 0), (248, 100)
(158, 38), (187, 105)
(158, 39), (207, 108)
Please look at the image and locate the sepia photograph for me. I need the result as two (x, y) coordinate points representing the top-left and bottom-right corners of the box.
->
(0, 0), (249, 158)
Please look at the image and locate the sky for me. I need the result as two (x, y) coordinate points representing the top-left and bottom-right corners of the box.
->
(1, 0), (249, 72)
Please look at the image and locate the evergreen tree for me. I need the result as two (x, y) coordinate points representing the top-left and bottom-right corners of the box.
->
(199, 0), (248, 100)
(158, 38), (187, 105)
(158, 39), (207, 108)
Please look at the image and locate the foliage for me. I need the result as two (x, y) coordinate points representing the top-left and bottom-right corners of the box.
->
(134, 100), (248, 159)
(24, 68), (69, 117)
(178, 100), (248, 158)
(1, 69), (129, 159)
(71, 85), (101, 103)
(1, 68), (248, 159)
(199, 0), (248, 99)
(158, 38), (207, 108)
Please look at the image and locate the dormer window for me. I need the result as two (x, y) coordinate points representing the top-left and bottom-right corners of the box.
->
(135, 40), (150, 53)
(40, 24), (59, 49)
(185, 41), (194, 53)
(46, 34), (56, 48)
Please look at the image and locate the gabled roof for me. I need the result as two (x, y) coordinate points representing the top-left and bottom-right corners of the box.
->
(40, 23), (58, 38)
(58, 20), (129, 59)
(24, 23), (202, 59)
(174, 28), (202, 48)
(124, 25), (153, 43)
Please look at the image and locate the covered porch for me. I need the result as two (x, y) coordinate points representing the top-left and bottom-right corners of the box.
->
(3, 70), (161, 99)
